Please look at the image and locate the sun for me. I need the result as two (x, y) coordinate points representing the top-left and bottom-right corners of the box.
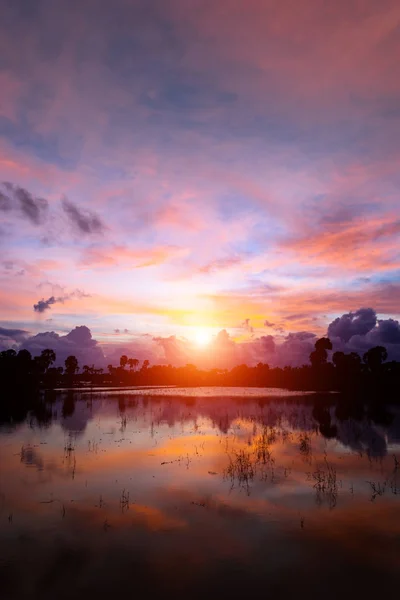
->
(193, 328), (213, 347)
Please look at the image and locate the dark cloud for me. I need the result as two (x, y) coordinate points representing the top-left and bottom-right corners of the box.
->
(14, 185), (48, 224)
(371, 319), (400, 344)
(327, 308), (377, 342)
(0, 326), (29, 351)
(0, 190), (12, 211)
(1, 182), (48, 225)
(0, 326), (28, 340)
(34, 296), (58, 313)
(326, 308), (400, 362)
(21, 325), (105, 367)
(61, 197), (105, 234)
(33, 289), (91, 313)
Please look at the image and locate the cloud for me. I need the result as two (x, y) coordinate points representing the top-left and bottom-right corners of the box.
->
(263, 331), (316, 367)
(0, 182), (48, 224)
(370, 319), (400, 344)
(258, 335), (276, 354)
(151, 309), (400, 368)
(151, 328), (312, 369)
(286, 314), (309, 321)
(80, 244), (187, 268)
(327, 308), (377, 343)
(61, 197), (105, 234)
(7, 306), (400, 370)
(153, 335), (192, 366)
(21, 325), (104, 367)
(14, 185), (48, 225)
(0, 1), (400, 338)
(241, 318), (254, 333)
(264, 320), (275, 328)
(33, 289), (91, 312)
(0, 326), (28, 340)
(102, 336), (164, 366)
(0, 325), (28, 350)
(331, 310), (400, 362)
(0, 190), (12, 211)
(33, 296), (58, 313)
(264, 320), (284, 333)
(199, 256), (243, 274)
(282, 215), (400, 274)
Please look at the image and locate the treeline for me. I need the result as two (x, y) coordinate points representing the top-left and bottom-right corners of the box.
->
(1, 338), (400, 399)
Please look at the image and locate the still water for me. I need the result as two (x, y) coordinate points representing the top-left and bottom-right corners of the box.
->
(1, 388), (400, 599)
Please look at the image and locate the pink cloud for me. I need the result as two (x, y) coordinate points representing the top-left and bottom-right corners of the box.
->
(79, 244), (189, 269)
(198, 256), (243, 274)
(282, 214), (400, 273)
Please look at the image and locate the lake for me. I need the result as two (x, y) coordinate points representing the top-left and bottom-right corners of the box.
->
(1, 387), (400, 599)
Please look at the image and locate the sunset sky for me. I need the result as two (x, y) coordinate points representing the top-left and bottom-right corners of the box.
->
(1, 0), (400, 367)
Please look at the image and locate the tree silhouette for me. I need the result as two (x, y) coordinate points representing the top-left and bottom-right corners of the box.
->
(2, 349), (17, 359)
(332, 351), (345, 368)
(332, 350), (362, 388)
(17, 349), (32, 369)
(65, 355), (79, 376)
(0, 334), (398, 400)
(310, 337), (332, 367)
(127, 358), (139, 371)
(363, 346), (388, 372)
(37, 349), (56, 372)
(315, 337), (333, 353)
(349, 352), (362, 367)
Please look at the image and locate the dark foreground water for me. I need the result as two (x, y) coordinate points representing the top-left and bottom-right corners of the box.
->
(1, 387), (400, 599)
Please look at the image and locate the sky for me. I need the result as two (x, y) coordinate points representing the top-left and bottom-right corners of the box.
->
(1, 0), (400, 367)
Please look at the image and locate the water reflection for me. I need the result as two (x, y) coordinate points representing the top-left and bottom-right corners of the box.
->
(1, 389), (400, 599)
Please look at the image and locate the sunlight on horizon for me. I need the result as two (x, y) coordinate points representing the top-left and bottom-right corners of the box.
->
(193, 328), (214, 347)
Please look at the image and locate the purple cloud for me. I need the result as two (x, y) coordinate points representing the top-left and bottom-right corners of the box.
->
(328, 308), (377, 343)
